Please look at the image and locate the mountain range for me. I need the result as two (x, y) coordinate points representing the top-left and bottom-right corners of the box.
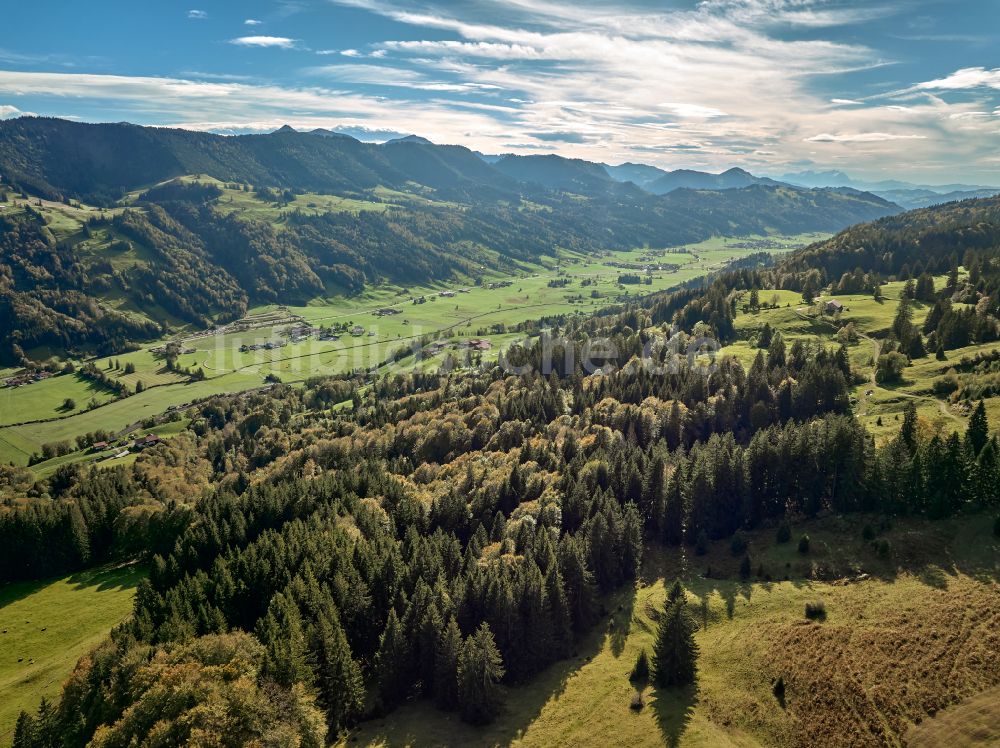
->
(778, 170), (1000, 209)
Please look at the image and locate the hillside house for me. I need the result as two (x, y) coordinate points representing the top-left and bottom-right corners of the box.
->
(133, 433), (161, 450)
(462, 338), (492, 351)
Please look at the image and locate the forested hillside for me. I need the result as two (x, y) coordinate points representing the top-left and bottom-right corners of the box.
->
(0, 118), (899, 364)
(4, 314), (998, 746)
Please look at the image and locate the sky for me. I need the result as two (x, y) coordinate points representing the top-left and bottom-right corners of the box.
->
(1, 0), (999, 184)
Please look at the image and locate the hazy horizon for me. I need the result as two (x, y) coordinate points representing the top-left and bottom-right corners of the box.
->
(2, 0), (999, 184)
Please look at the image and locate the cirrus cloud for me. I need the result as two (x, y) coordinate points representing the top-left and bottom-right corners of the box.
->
(805, 132), (928, 143)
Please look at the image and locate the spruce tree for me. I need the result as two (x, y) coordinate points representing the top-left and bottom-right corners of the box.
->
(643, 453), (668, 532)
(313, 611), (365, 733)
(257, 593), (312, 689)
(967, 400), (989, 457)
(457, 622), (506, 725)
(653, 596), (699, 688)
(12, 711), (36, 748)
(900, 401), (918, 450)
(435, 616), (462, 709)
(621, 501), (644, 579)
(544, 565), (573, 659)
(662, 468), (684, 545)
(631, 648), (650, 682)
(517, 562), (553, 678)
(415, 602), (443, 694)
(558, 534), (597, 632)
(375, 608), (411, 708)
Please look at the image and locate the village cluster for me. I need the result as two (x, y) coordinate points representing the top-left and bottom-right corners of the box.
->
(1, 370), (53, 388)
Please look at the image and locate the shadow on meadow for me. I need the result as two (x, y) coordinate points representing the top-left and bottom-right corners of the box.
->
(0, 562), (143, 611)
(347, 580), (640, 748)
(651, 684), (698, 748)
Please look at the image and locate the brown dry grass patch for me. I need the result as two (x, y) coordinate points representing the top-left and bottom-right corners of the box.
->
(763, 576), (1000, 747)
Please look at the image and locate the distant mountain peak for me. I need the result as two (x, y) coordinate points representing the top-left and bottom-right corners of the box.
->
(384, 134), (433, 145)
(274, 124), (297, 134)
(308, 128), (359, 141)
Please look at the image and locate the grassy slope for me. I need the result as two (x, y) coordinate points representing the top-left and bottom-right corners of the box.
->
(723, 276), (1000, 443)
(0, 373), (119, 426)
(345, 514), (1000, 748)
(0, 564), (144, 740)
(0, 372), (262, 464)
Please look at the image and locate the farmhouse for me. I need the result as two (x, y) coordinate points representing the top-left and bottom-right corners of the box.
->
(350, 325), (365, 336)
(375, 307), (401, 316)
(439, 290), (456, 298)
(462, 338), (492, 351)
(132, 433), (161, 450)
(824, 299), (845, 314)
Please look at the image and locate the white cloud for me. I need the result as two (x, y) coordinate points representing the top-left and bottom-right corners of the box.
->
(187, 9), (208, 20)
(805, 132), (927, 143)
(0, 104), (29, 119)
(830, 98), (860, 105)
(306, 64), (502, 92)
(229, 36), (297, 48)
(244, 18), (263, 26)
(660, 103), (727, 119)
(695, 0), (897, 27)
(917, 67), (1000, 91)
(0, 70), (511, 142)
(380, 40), (543, 59)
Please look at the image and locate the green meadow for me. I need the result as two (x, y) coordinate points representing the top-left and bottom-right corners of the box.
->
(0, 565), (144, 740)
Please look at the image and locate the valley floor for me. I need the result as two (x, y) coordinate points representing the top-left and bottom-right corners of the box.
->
(1, 234), (819, 469)
(343, 513), (999, 748)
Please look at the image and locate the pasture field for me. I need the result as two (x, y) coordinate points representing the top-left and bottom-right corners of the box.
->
(1, 234), (819, 469)
(0, 564), (145, 740)
(344, 513), (1000, 748)
(722, 274), (1000, 442)
(170, 175), (393, 220)
(0, 373), (118, 426)
(0, 371), (263, 465)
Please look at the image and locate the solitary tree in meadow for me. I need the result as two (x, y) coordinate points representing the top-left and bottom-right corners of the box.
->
(653, 588), (699, 687)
